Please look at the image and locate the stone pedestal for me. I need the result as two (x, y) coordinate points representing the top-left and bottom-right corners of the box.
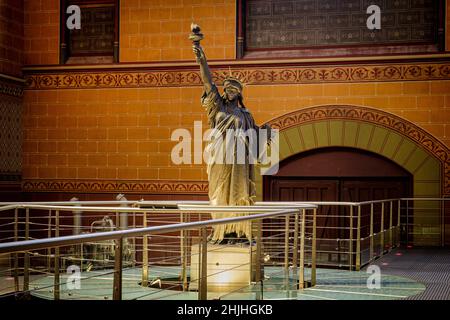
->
(189, 243), (262, 293)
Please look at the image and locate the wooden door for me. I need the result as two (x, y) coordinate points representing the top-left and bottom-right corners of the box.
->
(263, 147), (413, 266)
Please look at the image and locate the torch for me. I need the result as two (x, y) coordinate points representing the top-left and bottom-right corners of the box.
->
(189, 23), (204, 63)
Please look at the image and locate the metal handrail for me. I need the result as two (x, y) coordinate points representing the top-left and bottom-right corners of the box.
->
(0, 203), (319, 300)
(0, 203), (314, 214)
(0, 197), (446, 299)
(0, 198), (450, 208)
(0, 207), (311, 254)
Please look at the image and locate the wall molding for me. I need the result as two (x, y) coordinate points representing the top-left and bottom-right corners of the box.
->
(23, 61), (450, 90)
(265, 105), (450, 196)
(22, 179), (209, 194)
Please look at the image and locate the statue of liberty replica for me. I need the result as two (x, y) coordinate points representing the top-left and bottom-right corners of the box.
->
(190, 24), (272, 245)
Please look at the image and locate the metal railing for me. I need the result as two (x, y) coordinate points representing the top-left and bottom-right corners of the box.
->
(272, 198), (448, 271)
(0, 197), (447, 299)
(0, 202), (317, 300)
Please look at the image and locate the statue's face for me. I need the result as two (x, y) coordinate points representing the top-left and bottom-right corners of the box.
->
(224, 86), (240, 101)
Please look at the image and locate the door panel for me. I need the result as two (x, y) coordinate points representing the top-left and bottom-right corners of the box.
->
(268, 178), (409, 236)
(268, 179), (339, 240)
(265, 176), (411, 266)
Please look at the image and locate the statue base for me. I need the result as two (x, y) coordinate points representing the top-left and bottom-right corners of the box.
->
(189, 243), (263, 293)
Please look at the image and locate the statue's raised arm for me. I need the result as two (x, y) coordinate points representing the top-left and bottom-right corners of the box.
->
(190, 23), (213, 94)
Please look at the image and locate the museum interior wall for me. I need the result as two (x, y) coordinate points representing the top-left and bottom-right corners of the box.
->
(0, 0), (449, 231)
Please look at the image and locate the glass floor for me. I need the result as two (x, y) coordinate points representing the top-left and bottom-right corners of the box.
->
(25, 266), (425, 300)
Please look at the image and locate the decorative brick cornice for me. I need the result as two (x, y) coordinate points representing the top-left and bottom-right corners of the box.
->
(266, 105), (450, 196)
(0, 74), (24, 97)
(24, 61), (450, 90)
(22, 179), (209, 194)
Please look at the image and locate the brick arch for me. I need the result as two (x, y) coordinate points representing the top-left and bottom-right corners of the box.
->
(254, 105), (450, 200)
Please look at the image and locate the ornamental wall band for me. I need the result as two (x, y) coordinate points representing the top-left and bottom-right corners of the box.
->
(24, 62), (450, 89)
(22, 180), (209, 194)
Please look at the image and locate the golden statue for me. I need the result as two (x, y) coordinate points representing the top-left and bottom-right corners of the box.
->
(190, 24), (271, 244)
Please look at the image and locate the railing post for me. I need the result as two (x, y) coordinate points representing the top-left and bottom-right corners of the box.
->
(389, 201), (393, 251)
(198, 227), (208, 300)
(24, 208), (30, 294)
(70, 197), (81, 235)
(349, 205), (353, 270)
(311, 208), (317, 287)
(288, 212), (303, 297)
(249, 220), (253, 285)
(397, 200), (401, 247)
(380, 202), (385, 254)
(113, 237), (123, 300)
(115, 211), (120, 231)
(284, 215), (290, 277)
(80, 241), (84, 272)
(132, 211), (136, 268)
(13, 208), (19, 293)
(47, 209), (52, 272)
(370, 203), (374, 261)
(299, 210), (305, 289)
(356, 205), (361, 271)
(255, 219), (262, 284)
(441, 198), (445, 247)
(54, 210), (60, 300)
(142, 211), (148, 287)
(181, 211), (188, 291)
(406, 199), (409, 247)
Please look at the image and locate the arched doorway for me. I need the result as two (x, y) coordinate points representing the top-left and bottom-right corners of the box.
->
(255, 105), (449, 248)
(264, 147), (413, 265)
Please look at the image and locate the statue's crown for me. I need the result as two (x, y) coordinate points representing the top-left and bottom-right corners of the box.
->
(223, 76), (243, 92)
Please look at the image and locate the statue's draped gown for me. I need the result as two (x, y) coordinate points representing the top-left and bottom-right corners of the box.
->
(202, 84), (257, 242)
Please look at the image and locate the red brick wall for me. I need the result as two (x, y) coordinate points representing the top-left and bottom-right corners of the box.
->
(447, 0), (450, 52)
(0, 0), (24, 76)
(22, 87), (208, 181)
(23, 0), (59, 65)
(120, 0), (235, 62)
(18, 1), (450, 198)
(21, 80), (450, 183)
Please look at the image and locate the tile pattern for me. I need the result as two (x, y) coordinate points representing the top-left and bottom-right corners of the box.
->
(0, 94), (22, 179)
(246, 0), (438, 49)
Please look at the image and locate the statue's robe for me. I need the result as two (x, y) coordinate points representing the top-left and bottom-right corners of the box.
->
(202, 84), (257, 242)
